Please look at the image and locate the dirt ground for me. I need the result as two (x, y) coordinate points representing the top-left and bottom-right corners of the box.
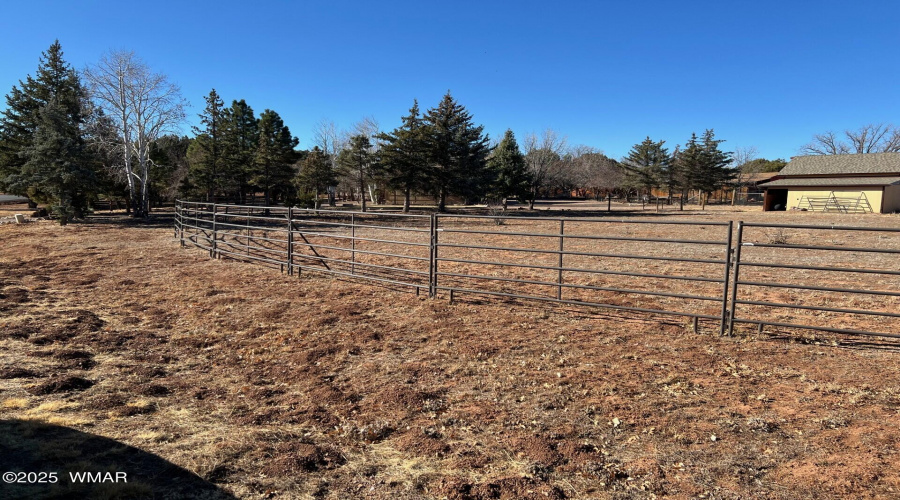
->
(2, 202), (900, 499)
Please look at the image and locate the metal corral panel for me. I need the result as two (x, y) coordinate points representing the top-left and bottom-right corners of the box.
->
(787, 188), (883, 212)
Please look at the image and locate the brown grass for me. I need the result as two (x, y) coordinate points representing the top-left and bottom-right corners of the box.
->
(1, 203), (900, 498)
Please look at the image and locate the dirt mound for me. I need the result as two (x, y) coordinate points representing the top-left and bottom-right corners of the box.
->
(0, 367), (42, 379)
(394, 429), (452, 458)
(132, 365), (167, 378)
(138, 384), (171, 397)
(49, 349), (96, 370)
(0, 287), (29, 305)
(0, 325), (32, 340)
(27, 310), (105, 345)
(27, 375), (94, 395)
(260, 442), (345, 475)
(437, 476), (566, 500)
(89, 394), (128, 410)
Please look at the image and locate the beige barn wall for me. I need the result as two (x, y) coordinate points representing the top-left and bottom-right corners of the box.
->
(883, 185), (900, 213)
(786, 188), (884, 212)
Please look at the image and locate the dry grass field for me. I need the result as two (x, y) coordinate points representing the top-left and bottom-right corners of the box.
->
(2, 202), (900, 499)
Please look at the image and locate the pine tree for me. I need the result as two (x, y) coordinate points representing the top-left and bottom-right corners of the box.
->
(679, 130), (734, 209)
(487, 129), (530, 209)
(338, 134), (378, 212)
(677, 133), (704, 208)
(254, 109), (298, 206)
(188, 89), (225, 201)
(377, 100), (428, 212)
(621, 137), (669, 199)
(149, 134), (190, 204)
(17, 98), (95, 223)
(422, 92), (491, 211)
(220, 99), (258, 203)
(0, 41), (94, 218)
(295, 147), (336, 209)
(698, 129), (734, 208)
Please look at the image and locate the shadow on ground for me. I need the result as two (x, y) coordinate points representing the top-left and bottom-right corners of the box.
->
(0, 419), (234, 500)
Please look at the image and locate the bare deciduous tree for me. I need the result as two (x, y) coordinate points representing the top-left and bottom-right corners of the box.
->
(312, 119), (347, 205)
(802, 124), (900, 155)
(85, 50), (186, 217)
(731, 146), (759, 205)
(570, 148), (622, 201)
(523, 129), (567, 209)
(351, 117), (382, 205)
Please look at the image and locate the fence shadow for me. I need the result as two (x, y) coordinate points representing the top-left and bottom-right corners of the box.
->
(0, 419), (235, 499)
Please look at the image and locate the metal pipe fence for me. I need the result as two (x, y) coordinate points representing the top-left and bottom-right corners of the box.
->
(178, 201), (432, 294)
(433, 214), (734, 334)
(175, 201), (900, 340)
(729, 222), (900, 339)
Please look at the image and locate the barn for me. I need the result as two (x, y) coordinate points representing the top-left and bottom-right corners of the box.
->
(760, 152), (900, 213)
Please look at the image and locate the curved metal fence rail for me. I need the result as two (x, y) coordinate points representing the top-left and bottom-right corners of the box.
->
(175, 201), (900, 340)
(177, 201), (432, 294)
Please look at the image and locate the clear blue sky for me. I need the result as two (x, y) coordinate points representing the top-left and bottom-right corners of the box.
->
(1, 0), (898, 161)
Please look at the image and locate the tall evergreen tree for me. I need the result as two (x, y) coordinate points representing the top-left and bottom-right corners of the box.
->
(422, 92), (491, 211)
(17, 98), (95, 223)
(254, 109), (298, 206)
(150, 134), (190, 204)
(487, 129), (530, 209)
(697, 129), (734, 209)
(678, 130), (735, 209)
(677, 134), (704, 208)
(220, 99), (258, 203)
(377, 100), (428, 212)
(295, 147), (336, 209)
(621, 137), (669, 198)
(188, 89), (225, 201)
(0, 41), (94, 218)
(338, 134), (378, 212)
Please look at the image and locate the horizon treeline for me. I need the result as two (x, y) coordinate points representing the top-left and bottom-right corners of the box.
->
(1, 41), (801, 221)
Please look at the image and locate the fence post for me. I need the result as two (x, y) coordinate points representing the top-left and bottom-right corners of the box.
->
(431, 213), (438, 298)
(175, 201), (184, 246)
(351, 213), (356, 275)
(287, 206), (294, 276)
(211, 203), (217, 259)
(180, 202), (185, 246)
(727, 221), (745, 336)
(428, 214), (435, 298)
(246, 206), (251, 257)
(719, 220), (733, 335)
(194, 203), (201, 245)
(558, 219), (565, 300)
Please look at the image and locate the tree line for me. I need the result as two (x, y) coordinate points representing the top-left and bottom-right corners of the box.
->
(6, 41), (841, 223)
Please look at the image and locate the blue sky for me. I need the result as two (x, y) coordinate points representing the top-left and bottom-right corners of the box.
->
(1, 0), (898, 160)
